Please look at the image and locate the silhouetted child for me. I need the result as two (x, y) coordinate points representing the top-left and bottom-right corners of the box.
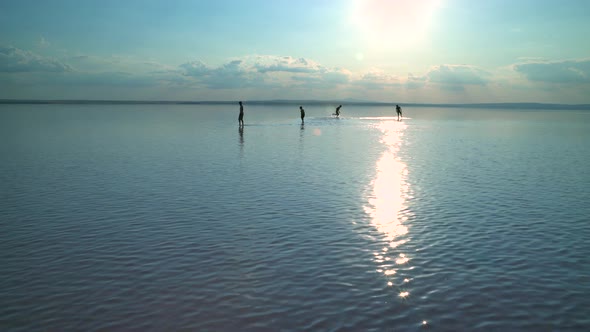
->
(300, 106), (305, 124)
(238, 101), (244, 126)
(396, 104), (402, 121)
(335, 105), (342, 117)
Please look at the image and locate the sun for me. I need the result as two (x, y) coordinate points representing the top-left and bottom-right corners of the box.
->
(350, 0), (442, 50)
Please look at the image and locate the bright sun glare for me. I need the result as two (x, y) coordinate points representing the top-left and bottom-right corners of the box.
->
(350, 0), (442, 49)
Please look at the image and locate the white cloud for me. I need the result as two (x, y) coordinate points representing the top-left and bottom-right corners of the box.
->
(400, 65), (492, 92)
(0, 46), (71, 73)
(254, 56), (324, 74)
(513, 59), (590, 84)
(427, 64), (491, 87)
(3, 44), (590, 103)
(180, 59), (264, 89)
(179, 56), (351, 89)
(406, 74), (427, 89)
(355, 70), (401, 88)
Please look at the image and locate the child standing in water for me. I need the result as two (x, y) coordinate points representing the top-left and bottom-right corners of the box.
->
(300, 106), (305, 124)
(238, 101), (244, 126)
(396, 104), (402, 121)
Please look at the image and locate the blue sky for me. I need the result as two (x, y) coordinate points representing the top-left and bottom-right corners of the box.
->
(1, 0), (589, 103)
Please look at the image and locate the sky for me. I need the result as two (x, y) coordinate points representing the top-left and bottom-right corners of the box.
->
(1, 0), (590, 103)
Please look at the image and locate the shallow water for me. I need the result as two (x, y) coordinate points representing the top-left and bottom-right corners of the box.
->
(1, 104), (589, 331)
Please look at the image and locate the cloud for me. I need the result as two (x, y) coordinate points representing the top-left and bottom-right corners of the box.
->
(180, 55), (351, 89)
(181, 59), (264, 89)
(0, 45), (71, 73)
(14, 44), (586, 102)
(2, 45), (495, 98)
(290, 75), (322, 84)
(322, 69), (352, 84)
(180, 60), (212, 76)
(513, 59), (590, 84)
(400, 65), (491, 91)
(427, 64), (491, 86)
(38, 36), (50, 48)
(254, 56), (324, 74)
(4, 70), (181, 90)
(249, 60), (493, 94)
(67, 54), (178, 74)
(0, 46), (188, 90)
(406, 74), (427, 89)
(356, 70), (401, 88)
(55, 72), (162, 87)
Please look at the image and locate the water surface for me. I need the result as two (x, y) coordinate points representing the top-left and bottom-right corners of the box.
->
(1, 104), (589, 331)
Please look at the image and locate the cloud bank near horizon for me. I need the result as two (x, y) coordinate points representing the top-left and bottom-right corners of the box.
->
(1, 45), (590, 103)
(514, 59), (590, 84)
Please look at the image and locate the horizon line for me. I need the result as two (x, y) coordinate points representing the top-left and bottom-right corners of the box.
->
(1, 99), (590, 110)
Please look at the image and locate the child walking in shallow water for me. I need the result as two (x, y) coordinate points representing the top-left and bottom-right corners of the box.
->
(396, 104), (402, 121)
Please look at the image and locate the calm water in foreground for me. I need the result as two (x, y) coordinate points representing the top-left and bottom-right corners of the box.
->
(1, 104), (589, 331)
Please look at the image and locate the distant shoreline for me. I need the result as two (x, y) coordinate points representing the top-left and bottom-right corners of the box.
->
(1, 99), (589, 110)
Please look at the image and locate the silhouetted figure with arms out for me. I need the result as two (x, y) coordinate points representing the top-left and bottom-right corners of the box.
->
(335, 105), (342, 117)
(300, 106), (305, 124)
(238, 101), (244, 127)
(396, 104), (402, 121)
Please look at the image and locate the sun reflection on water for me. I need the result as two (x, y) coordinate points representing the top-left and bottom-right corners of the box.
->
(364, 120), (412, 299)
(364, 120), (409, 242)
